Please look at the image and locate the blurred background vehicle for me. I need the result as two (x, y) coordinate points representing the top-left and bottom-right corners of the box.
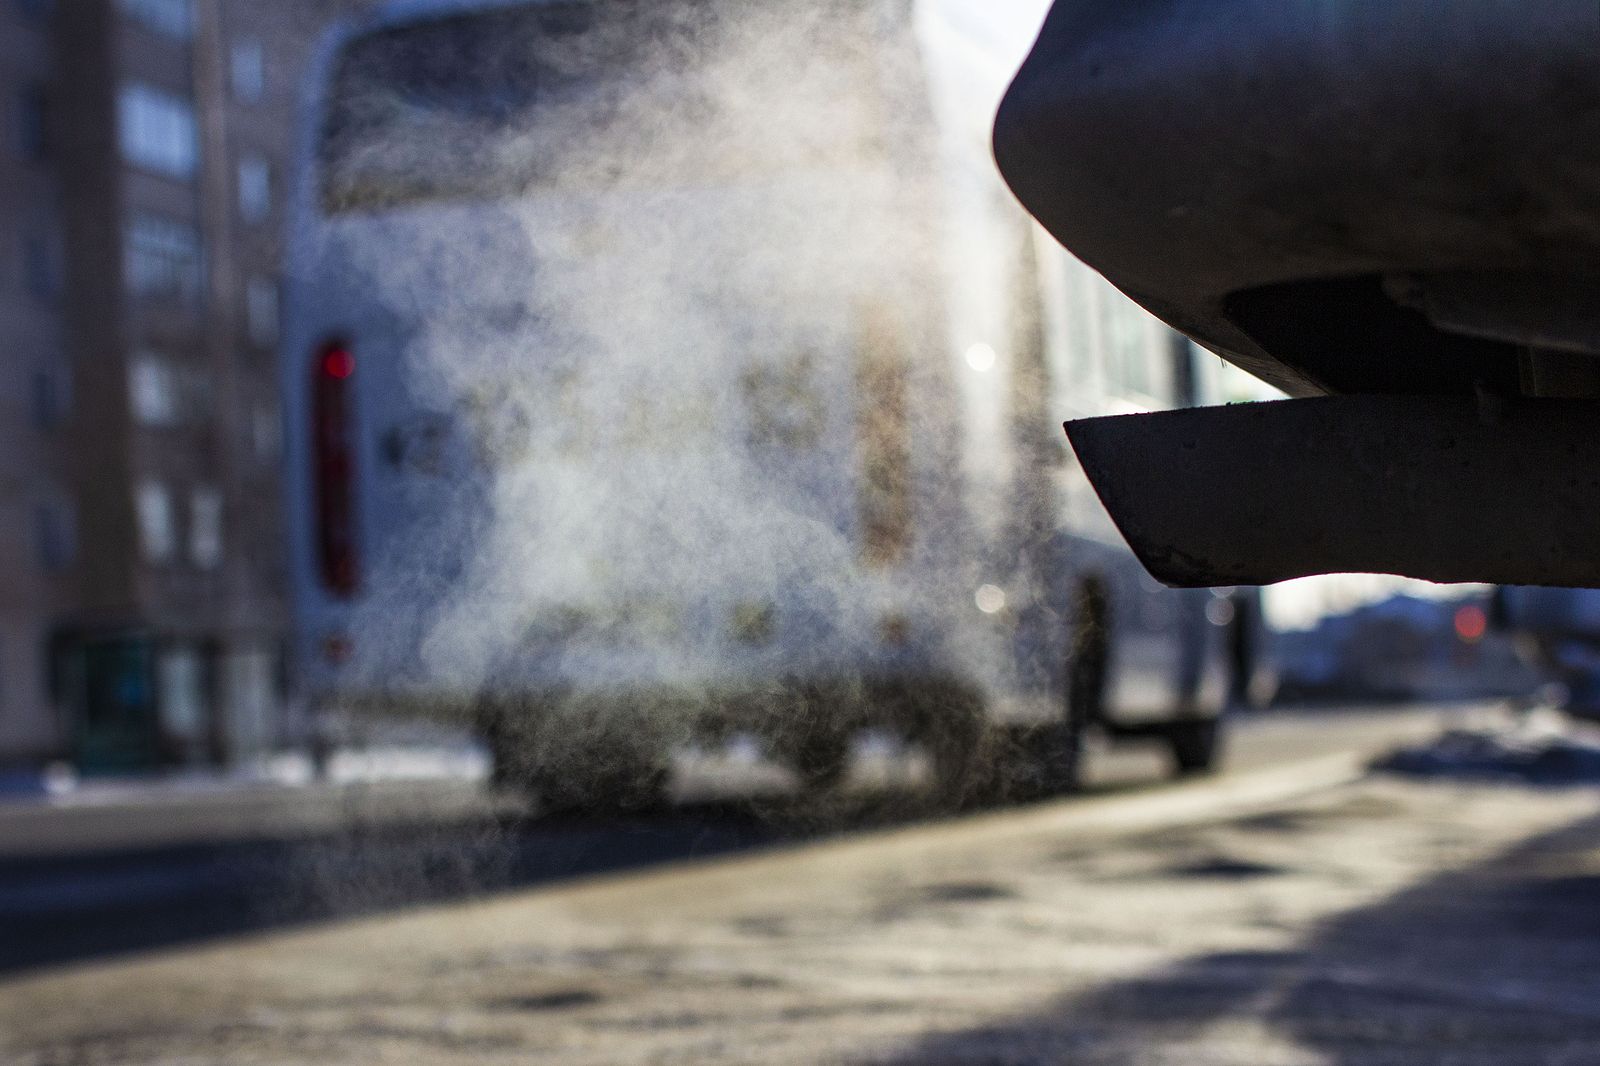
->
(1274, 591), (1535, 706)
(1492, 587), (1600, 722)
(276, 0), (1267, 809)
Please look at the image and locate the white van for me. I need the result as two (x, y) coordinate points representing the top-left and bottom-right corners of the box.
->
(281, 0), (1247, 808)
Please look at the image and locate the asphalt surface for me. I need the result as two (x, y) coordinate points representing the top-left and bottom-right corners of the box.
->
(0, 706), (1462, 976)
(5, 702), (1599, 1064)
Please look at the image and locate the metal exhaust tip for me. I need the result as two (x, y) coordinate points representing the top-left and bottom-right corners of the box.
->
(1065, 396), (1600, 589)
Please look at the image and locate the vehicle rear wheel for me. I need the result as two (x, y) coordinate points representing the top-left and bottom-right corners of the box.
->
(776, 683), (854, 793)
(479, 698), (534, 792)
(1044, 578), (1110, 795)
(1012, 716), (1083, 801)
(1168, 717), (1223, 776)
(785, 727), (852, 792)
(480, 698), (670, 813)
(919, 691), (990, 809)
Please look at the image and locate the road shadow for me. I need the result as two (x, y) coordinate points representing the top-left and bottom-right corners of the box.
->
(0, 744), (1197, 979)
(860, 804), (1600, 1065)
(0, 778), (1054, 977)
(0, 796), (789, 977)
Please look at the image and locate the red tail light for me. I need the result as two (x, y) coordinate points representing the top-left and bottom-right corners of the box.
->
(312, 339), (359, 597)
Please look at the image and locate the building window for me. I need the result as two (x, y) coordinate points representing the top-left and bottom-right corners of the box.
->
(22, 227), (63, 299)
(129, 354), (178, 425)
(222, 645), (279, 759)
(35, 497), (76, 572)
(118, 0), (192, 40)
(134, 481), (175, 563)
(231, 39), (265, 103)
(17, 83), (48, 161)
(237, 155), (271, 222)
(157, 644), (208, 750)
(31, 364), (70, 429)
(129, 351), (211, 425)
(125, 212), (204, 305)
(245, 276), (278, 347)
(189, 486), (223, 569)
(118, 83), (197, 179)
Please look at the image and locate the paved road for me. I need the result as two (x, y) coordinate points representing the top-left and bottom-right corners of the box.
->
(0, 705), (1471, 975)
(7, 702), (1598, 1065)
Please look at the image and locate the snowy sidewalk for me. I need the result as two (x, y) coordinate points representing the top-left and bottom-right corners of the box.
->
(0, 742), (496, 859)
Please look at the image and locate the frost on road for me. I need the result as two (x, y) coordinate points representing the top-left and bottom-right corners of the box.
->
(4, 772), (1600, 1065)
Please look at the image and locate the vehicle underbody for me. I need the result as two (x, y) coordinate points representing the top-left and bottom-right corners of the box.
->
(995, 0), (1600, 587)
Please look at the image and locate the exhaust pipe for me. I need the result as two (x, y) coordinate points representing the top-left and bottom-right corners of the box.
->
(1066, 395), (1600, 588)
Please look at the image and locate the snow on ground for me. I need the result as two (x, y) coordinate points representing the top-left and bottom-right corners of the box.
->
(3, 752), (1599, 1065)
(1374, 707), (1600, 785)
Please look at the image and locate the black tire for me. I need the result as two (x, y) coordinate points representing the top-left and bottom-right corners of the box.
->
(480, 698), (669, 813)
(1226, 590), (1260, 709)
(1069, 580), (1110, 724)
(787, 728), (852, 792)
(1168, 717), (1223, 776)
(1015, 717), (1084, 800)
(777, 683), (854, 793)
(478, 699), (530, 792)
(920, 692), (990, 809)
(1045, 578), (1110, 796)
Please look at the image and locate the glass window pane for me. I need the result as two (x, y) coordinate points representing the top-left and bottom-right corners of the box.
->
(134, 481), (174, 562)
(321, 2), (883, 211)
(129, 354), (178, 425)
(118, 0), (193, 40)
(237, 155), (271, 222)
(125, 212), (204, 305)
(231, 39), (265, 102)
(118, 83), (197, 178)
(157, 645), (207, 743)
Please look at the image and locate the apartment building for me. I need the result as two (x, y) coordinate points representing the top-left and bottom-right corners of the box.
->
(0, 0), (373, 772)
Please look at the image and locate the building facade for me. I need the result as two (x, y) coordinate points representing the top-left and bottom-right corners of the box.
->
(0, 0), (373, 772)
